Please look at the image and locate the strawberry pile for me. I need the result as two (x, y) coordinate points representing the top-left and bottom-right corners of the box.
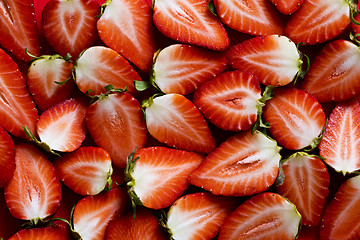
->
(1, 0), (360, 239)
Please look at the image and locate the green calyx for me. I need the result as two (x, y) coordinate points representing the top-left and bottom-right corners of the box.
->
(348, 0), (360, 25)
(294, 42), (310, 84)
(252, 85), (276, 133)
(87, 84), (128, 104)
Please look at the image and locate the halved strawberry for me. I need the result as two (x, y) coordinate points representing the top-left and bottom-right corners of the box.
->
(227, 35), (302, 86)
(276, 152), (330, 226)
(263, 87), (326, 150)
(301, 39), (360, 103)
(193, 70), (261, 132)
(97, 0), (157, 72)
(269, 0), (304, 15)
(0, 127), (15, 188)
(41, 0), (100, 59)
(213, 0), (284, 36)
(218, 192), (301, 240)
(150, 44), (227, 95)
(152, 0), (229, 51)
(8, 225), (72, 240)
(189, 130), (281, 196)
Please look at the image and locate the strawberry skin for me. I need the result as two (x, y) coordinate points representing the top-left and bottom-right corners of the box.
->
(269, 0), (304, 15)
(0, 127), (15, 188)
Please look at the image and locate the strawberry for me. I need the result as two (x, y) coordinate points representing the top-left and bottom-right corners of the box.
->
(97, 0), (157, 72)
(4, 143), (62, 223)
(263, 87), (326, 150)
(227, 35), (303, 86)
(54, 146), (113, 196)
(269, 0), (304, 15)
(189, 130), (281, 196)
(351, 13), (360, 40)
(152, 0), (229, 51)
(301, 39), (360, 103)
(218, 192), (301, 240)
(193, 70), (261, 132)
(142, 93), (216, 154)
(125, 146), (204, 210)
(150, 44), (227, 95)
(0, 127), (15, 188)
(41, 0), (100, 59)
(276, 152), (330, 226)
(213, 0), (284, 36)
(8, 225), (72, 240)
(74, 46), (142, 96)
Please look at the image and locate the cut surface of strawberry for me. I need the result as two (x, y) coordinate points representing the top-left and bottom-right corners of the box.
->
(0, 127), (15, 188)
(269, 0), (304, 15)
(8, 225), (72, 240)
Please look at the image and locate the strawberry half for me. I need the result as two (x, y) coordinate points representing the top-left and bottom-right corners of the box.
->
(218, 192), (301, 240)
(189, 130), (281, 196)
(8, 225), (72, 240)
(0, 127), (15, 188)
(227, 35), (302, 86)
(152, 0), (229, 51)
(269, 0), (304, 15)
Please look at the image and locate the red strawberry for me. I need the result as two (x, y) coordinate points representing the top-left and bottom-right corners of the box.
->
(143, 93), (216, 154)
(54, 146), (113, 196)
(126, 146), (204, 210)
(213, 0), (284, 36)
(269, 0), (304, 15)
(150, 44), (227, 95)
(75, 46), (142, 96)
(166, 192), (237, 240)
(0, 0), (40, 61)
(218, 192), (301, 240)
(276, 152), (330, 226)
(301, 39), (360, 103)
(193, 70), (261, 132)
(152, 0), (229, 51)
(4, 143), (62, 222)
(227, 35), (303, 86)
(189, 130), (281, 196)
(27, 54), (75, 111)
(8, 225), (72, 240)
(97, 0), (157, 72)
(0, 127), (15, 188)
(351, 13), (360, 40)
(263, 87), (326, 150)
(41, 0), (100, 59)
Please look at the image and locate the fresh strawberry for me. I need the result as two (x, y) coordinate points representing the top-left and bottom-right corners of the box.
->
(8, 225), (72, 240)
(41, 0), (100, 59)
(0, 48), (38, 139)
(351, 13), (360, 40)
(74, 46), (142, 96)
(189, 130), (281, 196)
(166, 192), (237, 240)
(143, 93), (216, 154)
(193, 70), (261, 132)
(301, 39), (360, 103)
(4, 143), (62, 223)
(227, 35), (302, 86)
(218, 192), (301, 240)
(297, 226), (320, 240)
(276, 152), (330, 226)
(0, 127), (15, 188)
(97, 0), (157, 72)
(150, 44), (227, 95)
(0, 0), (40, 61)
(269, 0), (304, 15)
(263, 87), (326, 150)
(213, 0), (284, 36)
(27, 54), (75, 111)
(152, 0), (229, 51)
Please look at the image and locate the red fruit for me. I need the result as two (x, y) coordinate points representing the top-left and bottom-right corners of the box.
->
(263, 87), (326, 150)
(351, 13), (360, 40)
(301, 39), (360, 103)
(269, 0), (304, 15)
(41, 0), (100, 59)
(151, 44), (227, 95)
(189, 130), (281, 196)
(0, 127), (15, 188)
(4, 143), (62, 222)
(153, 0), (229, 51)
(218, 192), (301, 240)
(8, 225), (72, 240)
(213, 0), (284, 36)
(97, 0), (157, 72)
(193, 70), (261, 131)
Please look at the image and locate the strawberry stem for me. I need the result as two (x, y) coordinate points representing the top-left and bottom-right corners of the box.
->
(252, 85), (275, 133)
(348, 0), (360, 25)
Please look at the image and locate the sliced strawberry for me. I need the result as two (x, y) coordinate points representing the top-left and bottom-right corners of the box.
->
(218, 192), (301, 240)
(193, 70), (261, 132)
(213, 0), (284, 36)
(269, 0), (304, 15)
(41, 0), (100, 59)
(8, 225), (72, 240)
(97, 0), (157, 72)
(276, 152), (330, 226)
(143, 93), (216, 154)
(4, 143), (62, 222)
(301, 39), (360, 103)
(152, 0), (229, 51)
(263, 87), (326, 150)
(166, 192), (237, 240)
(0, 127), (15, 188)
(75, 46), (142, 96)
(151, 44), (227, 95)
(189, 130), (281, 196)
(227, 35), (302, 86)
